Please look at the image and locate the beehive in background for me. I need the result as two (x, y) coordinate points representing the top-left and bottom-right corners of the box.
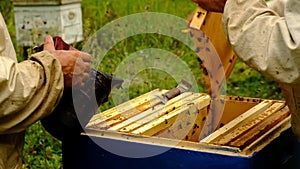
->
(11, 0), (83, 46)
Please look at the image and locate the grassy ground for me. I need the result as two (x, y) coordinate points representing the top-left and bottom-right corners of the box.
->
(1, 0), (282, 168)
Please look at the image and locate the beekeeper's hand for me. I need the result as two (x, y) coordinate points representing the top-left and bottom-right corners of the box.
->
(192, 0), (227, 13)
(43, 35), (92, 88)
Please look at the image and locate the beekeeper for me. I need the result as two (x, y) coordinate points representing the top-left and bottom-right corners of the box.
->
(0, 12), (91, 168)
(192, 0), (300, 141)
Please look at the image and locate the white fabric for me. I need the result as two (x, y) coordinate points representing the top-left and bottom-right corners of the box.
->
(0, 13), (64, 169)
(267, 0), (287, 16)
(223, 0), (300, 140)
(0, 14), (16, 61)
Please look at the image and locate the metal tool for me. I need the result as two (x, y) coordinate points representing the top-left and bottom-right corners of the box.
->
(152, 79), (192, 108)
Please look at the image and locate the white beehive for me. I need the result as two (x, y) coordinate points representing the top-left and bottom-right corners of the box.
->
(12, 0), (83, 46)
(11, 0), (82, 5)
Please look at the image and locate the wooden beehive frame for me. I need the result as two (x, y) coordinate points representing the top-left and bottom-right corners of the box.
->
(189, 6), (237, 95)
(201, 101), (290, 150)
(188, 6), (239, 139)
(87, 89), (211, 141)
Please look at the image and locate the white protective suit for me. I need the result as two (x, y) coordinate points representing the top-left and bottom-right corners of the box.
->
(223, 0), (300, 140)
(0, 13), (64, 168)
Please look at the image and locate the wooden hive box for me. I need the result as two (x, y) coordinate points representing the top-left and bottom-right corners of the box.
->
(61, 7), (297, 169)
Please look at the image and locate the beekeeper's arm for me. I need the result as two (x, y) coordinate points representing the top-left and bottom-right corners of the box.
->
(0, 15), (91, 134)
(0, 51), (64, 134)
(222, 0), (300, 85)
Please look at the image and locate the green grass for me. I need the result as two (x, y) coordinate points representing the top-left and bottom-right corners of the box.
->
(22, 122), (62, 169)
(1, 0), (282, 168)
